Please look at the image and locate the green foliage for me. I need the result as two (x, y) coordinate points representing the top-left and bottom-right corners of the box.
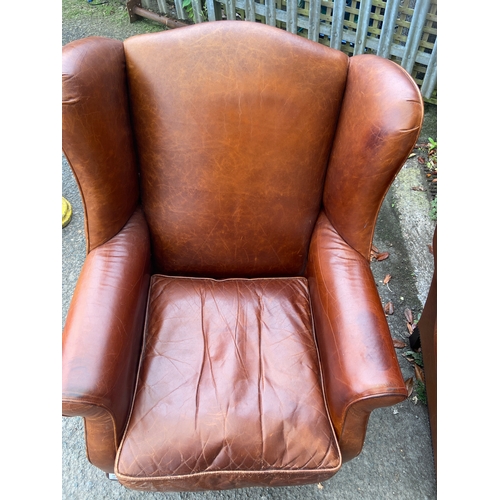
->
(425, 137), (437, 221)
(430, 197), (437, 221)
(415, 379), (427, 405)
(182, 0), (208, 21)
(63, 0), (126, 21)
(62, 0), (164, 33)
(426, 137), (437, 171)
(182, 0), (194, 20)
(404, 350), (424, 367)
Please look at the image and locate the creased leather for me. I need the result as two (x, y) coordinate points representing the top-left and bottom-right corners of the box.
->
(115, 276), (341, 491)
(62, 208), (151, 472)
(323, 54), (424, 260)
(123, 22), (348, 277)
(306, 212), (407, 461)
(61, 20), (424, 488)
(62, 36), (140, 253)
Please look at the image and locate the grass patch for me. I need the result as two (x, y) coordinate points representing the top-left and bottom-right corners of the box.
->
(63, 0), (166, 34)
(63, 0), (127, 21)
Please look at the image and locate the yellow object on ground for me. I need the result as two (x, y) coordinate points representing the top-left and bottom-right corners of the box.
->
(62, 197), (72, 228)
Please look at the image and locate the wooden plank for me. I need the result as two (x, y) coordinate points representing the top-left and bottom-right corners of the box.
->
(265, 0), (276, 25)
(157, 0), (168, 14)
(191, 0), (204, 22)
(308, 0), (321, 42)
(353, 0), (373, 55)
(401, 0), (431, 73)
(377, 0), (399, 58)
(286, 0), (298, 33)
(246, 0), (256, 22)
(420, 37), (437, 99)
(206, 0), (218, 20)
(329, 0), (345, 50)
(213, 0), (432, 68)
(173, 0), (188, 20)
(226, 0), (237, 19)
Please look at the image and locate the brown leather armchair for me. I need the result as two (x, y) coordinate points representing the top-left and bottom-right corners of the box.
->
(62, 21), (423, 492)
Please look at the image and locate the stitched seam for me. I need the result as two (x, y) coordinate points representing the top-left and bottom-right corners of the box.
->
(116, 466), (340, 482)
(304, 279), (342, 469)
(151, 274), (309, 284)
(114, 275), (155, 471)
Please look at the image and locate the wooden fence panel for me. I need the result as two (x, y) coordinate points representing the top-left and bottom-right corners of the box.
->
(135, 0), (437, 101)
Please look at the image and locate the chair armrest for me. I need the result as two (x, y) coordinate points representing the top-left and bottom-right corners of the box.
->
(62, 208), (151, 473)
(306, 212), (407, 462)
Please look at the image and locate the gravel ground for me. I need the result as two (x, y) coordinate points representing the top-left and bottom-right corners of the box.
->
(62, 3), (438, 498)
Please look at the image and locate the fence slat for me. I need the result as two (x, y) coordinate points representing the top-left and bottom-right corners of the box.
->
(308, 0), (321, 42)
(401, 0), (431, 73)
(191, 0), (204, 23)
(165, 0), (437, 101)
(286, 0), (297, 33)
(353, 0), (373, 55)
(226, 0), (237, 20)
(173, 0), (188, 20)
(206, 0), (217, 20)
(156, 0), (168, 14)
(377, 0), (399, 58)
(420, 37), (437, 99)
(329, 0), (345, 50)
(245, 0), (256, 22)
(265, 0), (276, 26)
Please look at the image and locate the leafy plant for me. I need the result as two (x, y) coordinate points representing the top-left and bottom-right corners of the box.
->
(426, 137), (437, 171)
(182, 0), (194, 19)
(182, 0), (207, 21)
(414, 379), (427, 404)
(403, 350), (423, 367)
(430, 197), (437, 221)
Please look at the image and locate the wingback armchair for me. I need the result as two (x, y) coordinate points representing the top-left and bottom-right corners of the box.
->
(62, 21), (423, 492)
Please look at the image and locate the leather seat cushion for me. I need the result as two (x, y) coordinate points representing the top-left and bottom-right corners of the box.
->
(115, 275), (341, 491)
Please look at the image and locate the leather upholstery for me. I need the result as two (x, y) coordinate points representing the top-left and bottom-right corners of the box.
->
(323, 55), (424, 259)
(306, 212), (408, 460)
(62, 208), (150, 472)
(62, 37), (140, 253)
(115, 276), (341, 491)
(123, 23), (348, 277)
(62, 20), (423, 491)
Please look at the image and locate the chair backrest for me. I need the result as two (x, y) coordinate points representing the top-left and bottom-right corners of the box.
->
(63, 21), (423, 278)
(123, 22), (349, 278)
